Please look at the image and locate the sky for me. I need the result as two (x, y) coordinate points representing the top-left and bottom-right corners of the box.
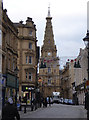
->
(3, 0), (88, 67)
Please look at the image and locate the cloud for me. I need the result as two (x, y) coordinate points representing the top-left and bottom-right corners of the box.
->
(3, 0), (87, 58)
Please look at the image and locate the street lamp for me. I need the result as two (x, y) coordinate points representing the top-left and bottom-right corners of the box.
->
(14, 66), (19, 106)
(83, 78), (86, 91)
(83, 30), (89, 89)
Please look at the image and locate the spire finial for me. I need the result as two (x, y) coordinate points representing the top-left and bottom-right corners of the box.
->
(48, 3), (51, 17)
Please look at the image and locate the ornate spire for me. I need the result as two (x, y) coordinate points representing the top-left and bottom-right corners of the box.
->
(48, 3), (51, 17)
(41, 4), (57, 56)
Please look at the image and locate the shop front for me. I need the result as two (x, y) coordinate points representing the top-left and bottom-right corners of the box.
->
(5, 73), (19, 103)
(2, 74), (6, 106)
(22, 85), (35, 104)
(75, 83), (85, 105)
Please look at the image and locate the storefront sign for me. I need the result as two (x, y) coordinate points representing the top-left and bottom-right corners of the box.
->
(22, 86), (34, 92)
(81, 86), (84, 90)
(7, 74), (19, 88)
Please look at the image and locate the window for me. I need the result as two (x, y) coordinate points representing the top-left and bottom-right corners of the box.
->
(29, 72), (32, 81)
(29, 56), (32, 64)
(48, 78), (51, 85)
(26, 72), (28, 80)
(29, 31), (32, 36)
(48, 67), (51, 73)
(26, 56), (28, 64)
(29, 43), (32, 49)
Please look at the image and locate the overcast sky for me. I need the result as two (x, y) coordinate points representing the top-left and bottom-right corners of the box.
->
(3, 0), (88, 67)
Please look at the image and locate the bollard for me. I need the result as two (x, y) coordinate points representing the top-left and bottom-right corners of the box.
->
(19, 104), (22, 111)
(24, 105), (26, 113)
(35, 104), (37, 110)
(31, 104), (34, 111)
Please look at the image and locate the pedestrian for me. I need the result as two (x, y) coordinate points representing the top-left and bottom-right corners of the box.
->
(49, 96), (51, 106)
(43, 97), (45, 107)
(19, 96), (22, 111)
(23, 95), (27, 104)
(85, 89), (89, 120)
(45, 97), (47, 107)
(23, 95), (27, 113)
(76, 97), (79, 105)
(2, 97), (20, 120)
(33, 98), (37, 110)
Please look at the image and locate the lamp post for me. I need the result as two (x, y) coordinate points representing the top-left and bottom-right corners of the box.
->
(83, 30), (89, 89)
(83, 30), (89, 120)
(83, 78), (86, 90)
(14, 66), (19, 106)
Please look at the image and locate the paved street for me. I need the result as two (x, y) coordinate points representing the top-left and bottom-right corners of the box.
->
(20, 104), (87, 118)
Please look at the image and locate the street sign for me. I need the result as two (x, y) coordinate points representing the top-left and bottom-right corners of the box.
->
(38, 79), (42, 82)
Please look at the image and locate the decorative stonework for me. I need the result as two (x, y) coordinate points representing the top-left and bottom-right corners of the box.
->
(39, 10), (60, 97)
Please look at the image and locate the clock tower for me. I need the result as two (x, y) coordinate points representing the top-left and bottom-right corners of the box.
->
(39, 6), (60, 98)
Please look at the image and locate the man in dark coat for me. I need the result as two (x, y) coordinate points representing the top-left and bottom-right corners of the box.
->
(2, 97), (20, 120)
(44, 97), (47, 107)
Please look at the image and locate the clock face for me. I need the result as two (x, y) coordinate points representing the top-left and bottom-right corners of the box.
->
(48, 52), (51, 56)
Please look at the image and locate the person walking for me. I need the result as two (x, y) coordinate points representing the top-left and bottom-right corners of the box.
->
(44, 97), (47, 107)
(43, 97), (45, 107)
(2, 97), (20, 120)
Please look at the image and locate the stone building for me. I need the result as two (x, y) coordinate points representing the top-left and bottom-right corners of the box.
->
(39, 8), (60, 98)
(60, 62), (70, 99)
(2, 9), (18, 105)
(61, 47), (87, 104)
(14, 17), (39, 100)
(60, 59), (79, 100)
(69, 60), (76, 99)
(74, 48), (87, 104)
